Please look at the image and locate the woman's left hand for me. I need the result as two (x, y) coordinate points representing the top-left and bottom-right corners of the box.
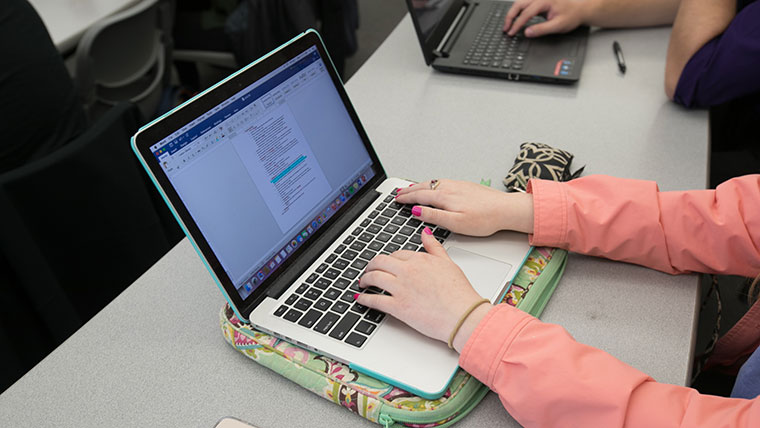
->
(395, 179), (533, 237)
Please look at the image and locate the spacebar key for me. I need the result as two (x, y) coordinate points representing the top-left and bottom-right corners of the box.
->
(314, 312), (340, 334)
(329, 313), (360, 340)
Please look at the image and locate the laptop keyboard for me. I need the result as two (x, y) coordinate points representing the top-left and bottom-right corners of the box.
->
(273, 187), (451, 349)
(463, 2), (543, 70)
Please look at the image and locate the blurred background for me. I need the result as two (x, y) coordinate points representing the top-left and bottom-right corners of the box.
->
(0, 0), (406, 394)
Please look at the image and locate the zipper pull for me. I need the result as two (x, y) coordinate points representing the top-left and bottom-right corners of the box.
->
(378, 414), (394, 428)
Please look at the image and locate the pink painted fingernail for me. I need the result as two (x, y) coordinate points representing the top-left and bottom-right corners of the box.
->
(353, 293), (360, 300)
(412, 206), (422, 217)
(408, 184), (414, 187)
(357, 278), (361, 285)
(423, 227), (432, 235)
(394, 194), (399, 199)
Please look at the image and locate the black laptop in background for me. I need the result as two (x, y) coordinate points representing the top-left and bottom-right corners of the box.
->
(406, 0), (589, 83)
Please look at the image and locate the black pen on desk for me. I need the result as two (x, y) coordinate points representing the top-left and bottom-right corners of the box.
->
(613, 41), (626, 74)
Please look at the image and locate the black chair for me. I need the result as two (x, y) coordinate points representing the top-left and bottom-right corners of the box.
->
(0, 103), (182, 393)
(74, 0), (172, 121)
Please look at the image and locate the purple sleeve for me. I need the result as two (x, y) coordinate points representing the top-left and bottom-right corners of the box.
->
(673, 2), (760, 108)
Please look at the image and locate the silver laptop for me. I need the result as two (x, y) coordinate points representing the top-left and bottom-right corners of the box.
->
(132, 30), (531, 398)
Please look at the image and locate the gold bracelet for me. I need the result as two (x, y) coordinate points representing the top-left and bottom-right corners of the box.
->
(448, 298), (490, 349)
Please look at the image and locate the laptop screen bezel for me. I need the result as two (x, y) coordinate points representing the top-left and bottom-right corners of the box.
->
(405, 0), (467, 65)
(132, 30), (386, 317)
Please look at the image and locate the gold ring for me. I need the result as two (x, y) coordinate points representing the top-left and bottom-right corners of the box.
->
(430, 179), (440, 190)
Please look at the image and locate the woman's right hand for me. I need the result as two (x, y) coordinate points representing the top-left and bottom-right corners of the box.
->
(356, 228), (491, 351)
(395, 179), (534, 237)
(503, 0), (588, 37)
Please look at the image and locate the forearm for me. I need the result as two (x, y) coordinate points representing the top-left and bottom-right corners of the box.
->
(581, 0), (681, 28)
(665, 0), (736, 98)
(496, 191), (534, 235)
(528, 175), (760, 277)
(460, 304), (760, 427)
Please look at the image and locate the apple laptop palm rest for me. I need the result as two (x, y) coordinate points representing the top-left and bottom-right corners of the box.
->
(447, 246), (513, 301)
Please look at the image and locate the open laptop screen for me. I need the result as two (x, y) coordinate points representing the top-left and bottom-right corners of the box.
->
(409, 0), (457, 41)
(148, 45), (375, 300)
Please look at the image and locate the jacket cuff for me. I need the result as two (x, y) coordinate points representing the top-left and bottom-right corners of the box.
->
(459, 304), (535, 388)
(527, 179), (567, 247)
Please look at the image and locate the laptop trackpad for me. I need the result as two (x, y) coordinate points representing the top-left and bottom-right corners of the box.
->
(447, 246), (512, 302)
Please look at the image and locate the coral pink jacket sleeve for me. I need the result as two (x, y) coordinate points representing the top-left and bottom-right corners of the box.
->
(460, 304), (760, 427)
(527, 175), (760, 277)
(457, 175), (760, 427)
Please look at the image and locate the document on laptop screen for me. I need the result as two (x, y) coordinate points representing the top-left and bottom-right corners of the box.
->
(149, 46), (375, 299)
(233, 103), (332, 233)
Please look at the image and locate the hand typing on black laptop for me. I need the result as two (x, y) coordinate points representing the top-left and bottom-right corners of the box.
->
(503, 0), (586, 37)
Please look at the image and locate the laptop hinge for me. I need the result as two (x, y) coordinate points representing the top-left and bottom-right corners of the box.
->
(434, 1), (476, 58)
(263, 187), (383, 301)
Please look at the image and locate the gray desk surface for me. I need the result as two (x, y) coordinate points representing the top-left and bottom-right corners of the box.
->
(1, 15), (707, 428)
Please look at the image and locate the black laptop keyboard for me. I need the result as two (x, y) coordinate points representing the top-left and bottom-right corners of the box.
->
(463, 2), (543, 70)
(273, 187), (451, 349)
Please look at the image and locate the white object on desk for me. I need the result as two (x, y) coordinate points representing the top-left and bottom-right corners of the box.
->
(29, 0), (141, 52)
